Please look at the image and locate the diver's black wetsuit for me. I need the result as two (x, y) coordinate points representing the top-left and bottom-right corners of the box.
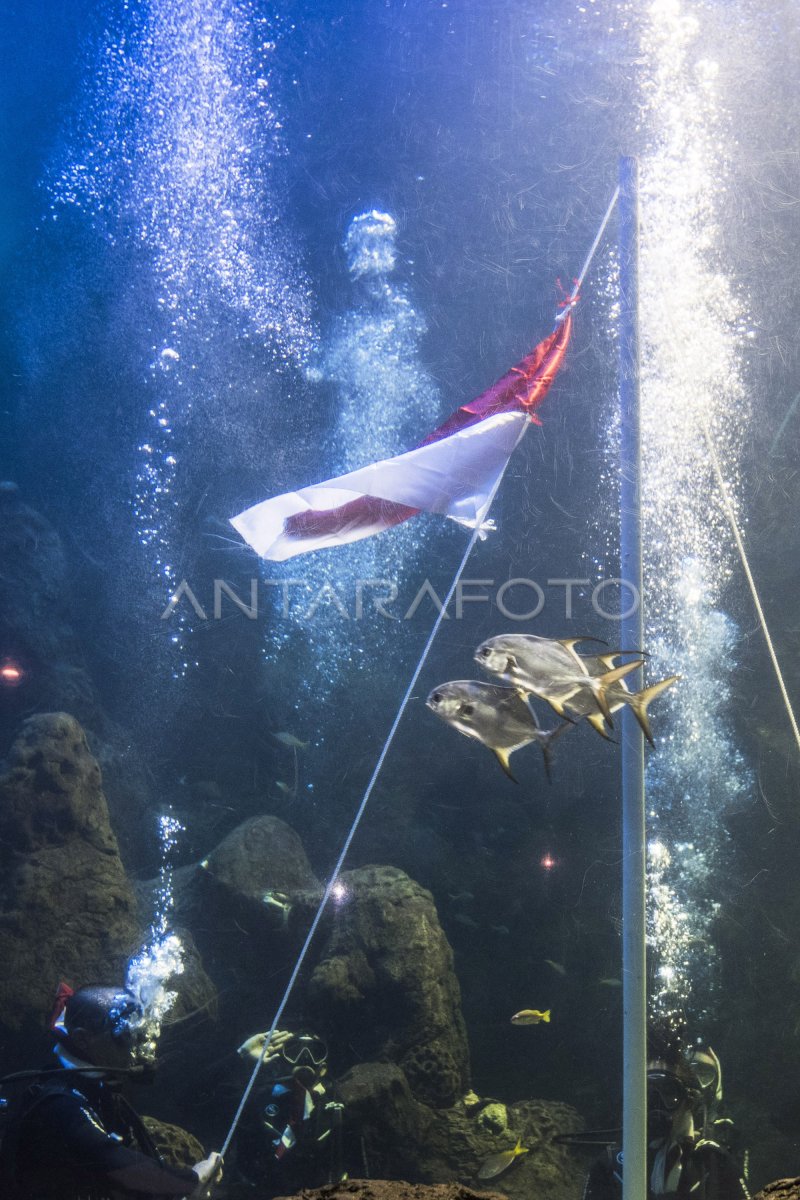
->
(13, 1070), (200, 1199)
(582, 1140), (750, 1200)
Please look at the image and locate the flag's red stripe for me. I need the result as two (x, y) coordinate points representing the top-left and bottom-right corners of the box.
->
(420, 314), (572, 445)
(286, 495), (419, 540)
(284, 314), (572, 542)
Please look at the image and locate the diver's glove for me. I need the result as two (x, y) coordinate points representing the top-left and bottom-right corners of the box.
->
(190, 1151), (223, 1196)
(237, 1027), (294, 1064)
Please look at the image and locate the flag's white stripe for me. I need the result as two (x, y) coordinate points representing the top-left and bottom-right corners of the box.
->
(231, 411), (529, 561)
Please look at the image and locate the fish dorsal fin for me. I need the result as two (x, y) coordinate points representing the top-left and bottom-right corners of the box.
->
(493, 747), (518, 783)
(599, 660), (643, 686)
(558, 636), (608, 651)
(561, 633), (609, 672)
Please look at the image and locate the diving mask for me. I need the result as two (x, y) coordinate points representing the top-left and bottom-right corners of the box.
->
(281, 1034), (328, 1069)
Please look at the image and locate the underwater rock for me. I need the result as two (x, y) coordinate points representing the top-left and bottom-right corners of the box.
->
(754, 1182), (800, 1200)
(200, 814), (320, 902)
(272, 1183), (509, 1200)
(410, 1094), (584, 1198)
(337, 1063), (431, 1177)
(0, 713), (140, 1038)
(753, 1180), (800, 1200)
(334, 1066), (584, 1199)
(307, 865), (469, 1107)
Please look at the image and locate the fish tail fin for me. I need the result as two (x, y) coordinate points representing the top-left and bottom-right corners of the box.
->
(493, 747), (518, 783)
(540, 722), (572, 784)
(543, 695), (577, 723)
(627, 674), (680, 747)
(542, 1009), (551, 1022)
(589, 660), (644, 725)
(587, 712), (616, 742)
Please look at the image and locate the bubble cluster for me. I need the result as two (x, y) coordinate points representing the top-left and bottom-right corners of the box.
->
(50, 0), (312, 361)
(343, 210), (399, 279)
(265, 211), (441, 702)
(125, 812), (186, 1055)
(632, 0), (754, 1026)
(49, 0), (313, 674)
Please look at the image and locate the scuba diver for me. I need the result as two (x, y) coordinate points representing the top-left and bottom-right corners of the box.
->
(0, 983), (222, 1199)
(235, 1027), (346, 1190)
(577, 1041), (750, 1200)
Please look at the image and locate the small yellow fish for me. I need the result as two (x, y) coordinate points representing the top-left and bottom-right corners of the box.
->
(510, 1009), (551, 1025)
(477, 1137), (529, 1179)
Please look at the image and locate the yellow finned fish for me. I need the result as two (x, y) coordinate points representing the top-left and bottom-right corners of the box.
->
(474, 633), (640, 725)
(426, 679), (569, 782)
(477, 1137), (529, 1179)
(510, 1008), (551, 1025)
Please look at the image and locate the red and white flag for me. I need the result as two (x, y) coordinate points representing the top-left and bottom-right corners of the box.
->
(231, 313), (573, 561)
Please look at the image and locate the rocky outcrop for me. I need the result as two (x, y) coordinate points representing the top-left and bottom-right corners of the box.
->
(307, 866), (469, 1107)
(269, 1183), (509, 1200)
(201, 814), (320, 901)
(0, 713), (140, 1037)
(755, 1184), (800, 1200)
(336, 1065), (584, 1200)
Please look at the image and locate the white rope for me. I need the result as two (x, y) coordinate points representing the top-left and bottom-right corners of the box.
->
(700, 412), (800, 755)
(220, 187), (620, 1159)
(219, 468), (508, 1159)
(555, 185), (620, 322)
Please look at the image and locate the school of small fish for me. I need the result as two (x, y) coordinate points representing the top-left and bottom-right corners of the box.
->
(427, 633), (678, 781)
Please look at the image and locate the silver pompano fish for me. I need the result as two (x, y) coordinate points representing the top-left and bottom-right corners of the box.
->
(426, 679), (570, 782)
(474, 634), (640, 725)
(565, 654), (679, 746)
